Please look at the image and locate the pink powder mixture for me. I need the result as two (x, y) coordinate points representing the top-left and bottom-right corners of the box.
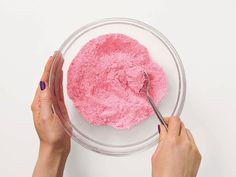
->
(67, 33), (167, 129)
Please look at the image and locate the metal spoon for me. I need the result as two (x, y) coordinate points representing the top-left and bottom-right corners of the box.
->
(142, 72), (168, 130)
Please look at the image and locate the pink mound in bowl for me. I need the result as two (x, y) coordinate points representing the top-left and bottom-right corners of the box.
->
(49, 18), (186, 156)
(67, 33), (167, 129)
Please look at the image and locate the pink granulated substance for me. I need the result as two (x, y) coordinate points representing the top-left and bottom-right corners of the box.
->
(67, 33), (167, 129)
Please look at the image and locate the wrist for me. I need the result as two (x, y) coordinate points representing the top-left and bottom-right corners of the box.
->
(33, 143), (69, 177)
(39, 142), (70, 158)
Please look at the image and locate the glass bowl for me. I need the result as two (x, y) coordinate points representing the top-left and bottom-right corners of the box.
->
(49, 18), (186, 156)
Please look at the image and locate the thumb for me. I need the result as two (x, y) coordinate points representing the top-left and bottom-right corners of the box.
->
(39, 81), (53, 120)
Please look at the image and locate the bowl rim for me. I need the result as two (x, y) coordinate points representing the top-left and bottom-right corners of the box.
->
(50, 17), (186, 156)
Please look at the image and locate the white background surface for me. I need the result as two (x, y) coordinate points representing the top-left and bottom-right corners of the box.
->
(0, 0), (236, 176)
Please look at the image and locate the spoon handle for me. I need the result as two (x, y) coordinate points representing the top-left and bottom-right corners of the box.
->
(147, 95), (168, 130)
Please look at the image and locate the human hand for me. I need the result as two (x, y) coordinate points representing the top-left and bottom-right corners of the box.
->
(31, 52), (71, 177)
(152, 117), (201, 177)
(31, 51), (70, 152)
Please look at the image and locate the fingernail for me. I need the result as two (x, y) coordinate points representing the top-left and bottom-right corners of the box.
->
(158, 124), (161, 134)
(39, 81), (46, 90)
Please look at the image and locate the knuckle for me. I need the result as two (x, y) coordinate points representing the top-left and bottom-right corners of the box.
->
(169, 117), (181, 125)
(181, 140), (192, 151)
(198, 153), (202, 161)
(193, 146), (198, 153)
(193, 148), (202, 162)
(194, 148), (201, 158)
(40, 116), (48, 122)
(31, 104), (37, 112)
(172, 116), (181, 122)
(185, 139), (192, 146)
(40, 94), (52, 102)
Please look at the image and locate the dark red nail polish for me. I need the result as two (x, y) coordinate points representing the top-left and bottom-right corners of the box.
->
(39, 81), (46, 90)
(158, 124), (161, 134)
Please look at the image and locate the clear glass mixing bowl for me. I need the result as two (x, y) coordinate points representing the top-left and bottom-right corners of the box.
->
(49, 18), (186, 156)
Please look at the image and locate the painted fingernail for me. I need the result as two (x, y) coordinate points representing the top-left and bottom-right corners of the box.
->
(39, 81), (46, 90)
(158, 124), (161, 134)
